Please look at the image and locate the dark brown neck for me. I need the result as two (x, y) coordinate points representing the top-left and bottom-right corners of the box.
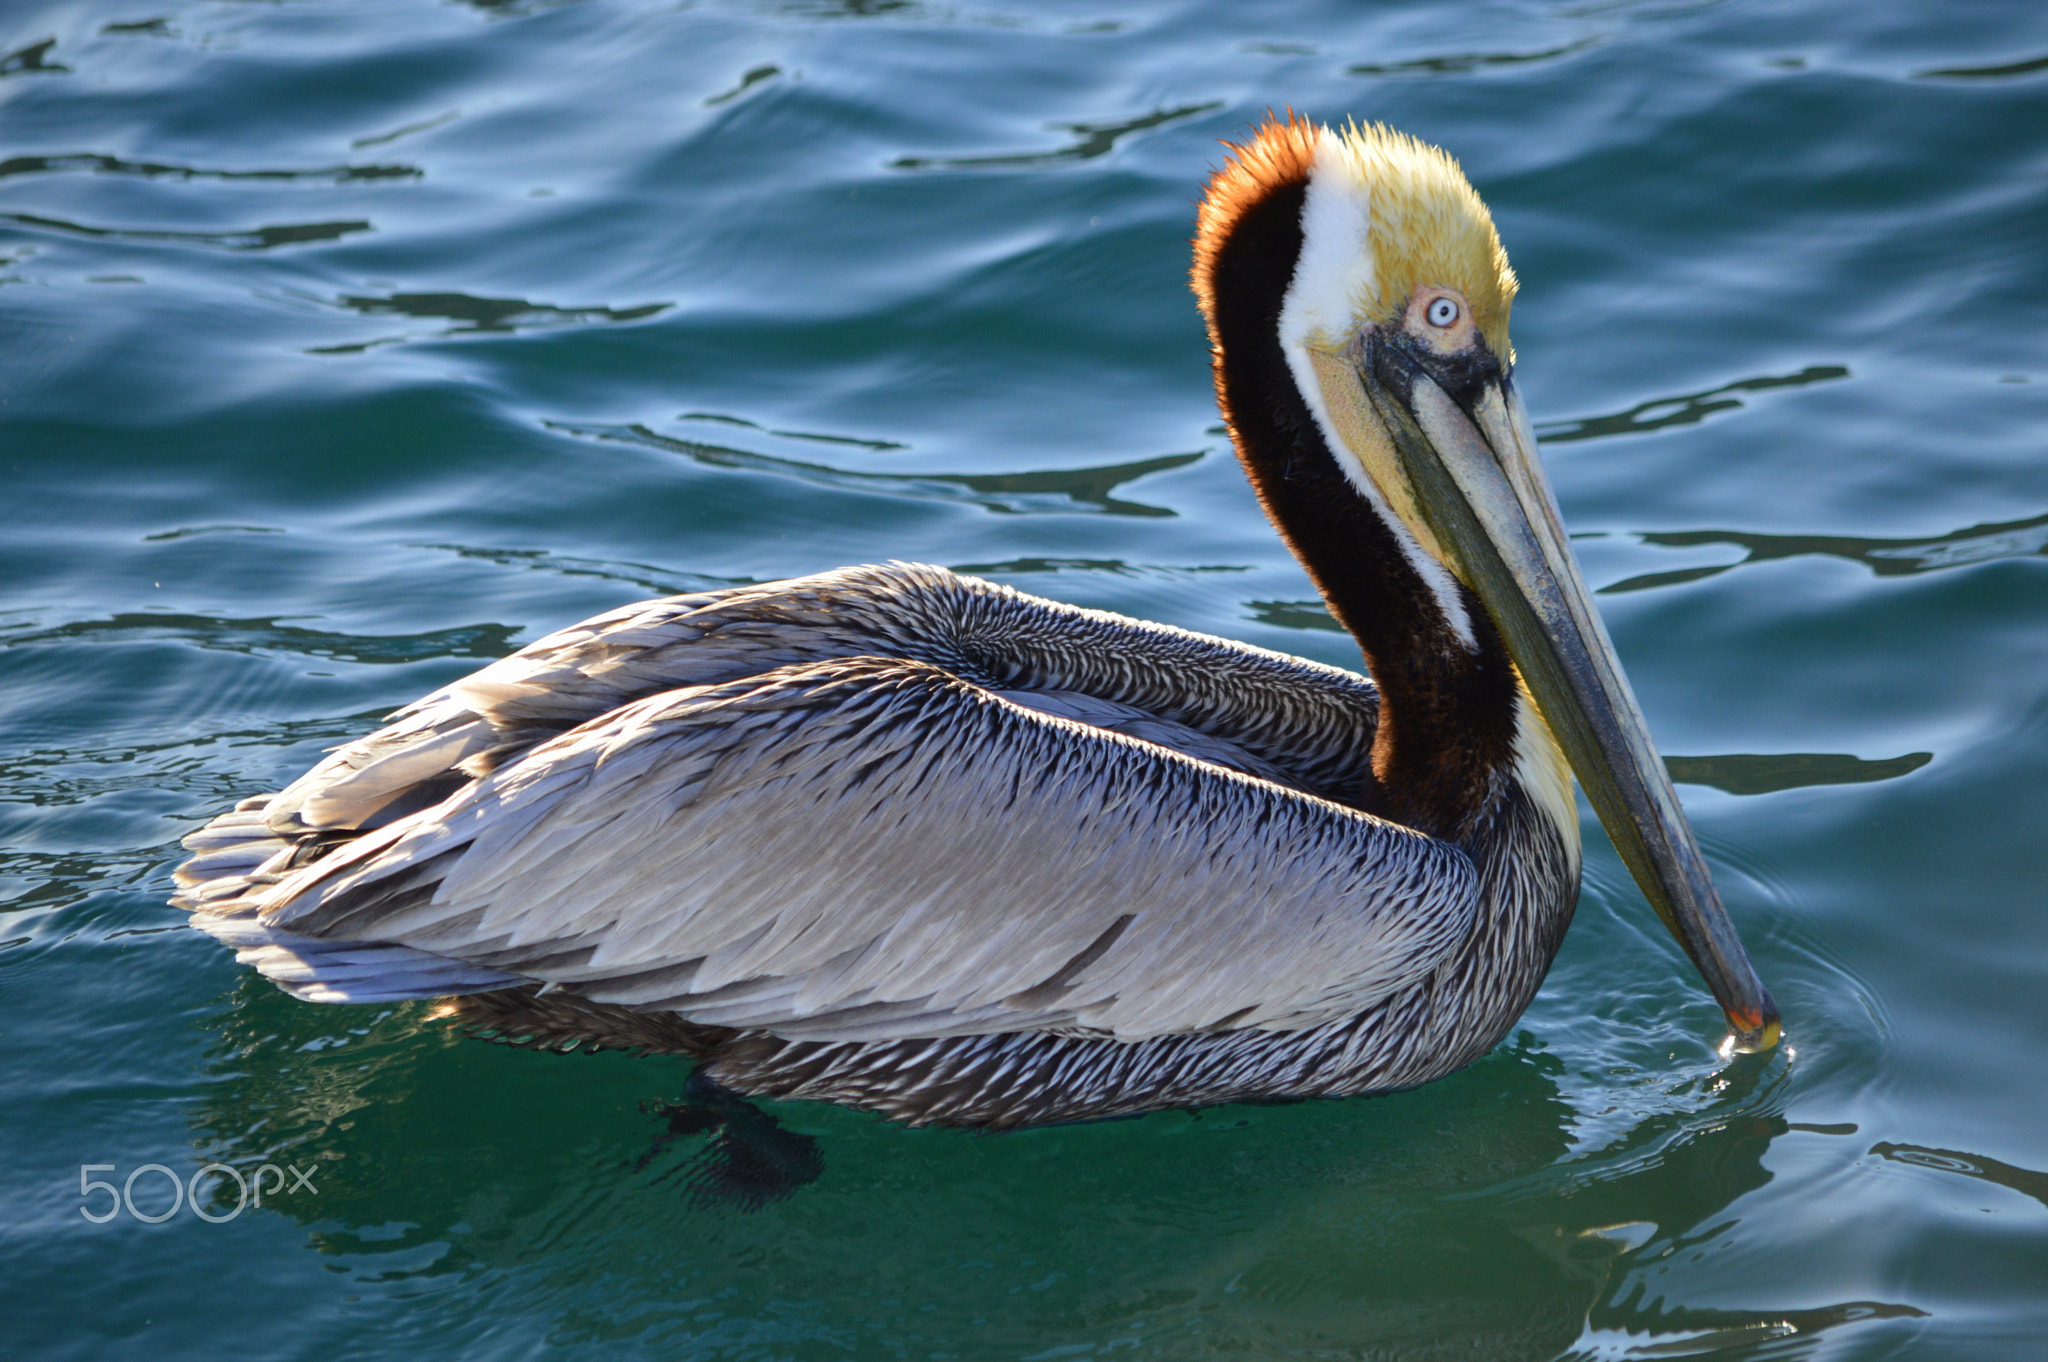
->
(1197, 179), (1518, 840)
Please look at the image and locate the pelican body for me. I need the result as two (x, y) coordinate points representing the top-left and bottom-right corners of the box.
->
(174, 118), (1777, 1130)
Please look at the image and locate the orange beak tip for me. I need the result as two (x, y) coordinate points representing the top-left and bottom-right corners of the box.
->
(1722, 996), (1783, 1055)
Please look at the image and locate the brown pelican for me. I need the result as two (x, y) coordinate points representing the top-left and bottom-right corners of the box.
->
(173, 116), (1778, 1131)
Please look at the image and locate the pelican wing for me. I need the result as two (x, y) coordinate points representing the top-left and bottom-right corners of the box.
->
(249, 564), (1385, 837)
(233, 656), (1476, 1042)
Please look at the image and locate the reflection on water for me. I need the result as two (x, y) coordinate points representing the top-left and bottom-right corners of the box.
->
(0, 154), (419, 185)
(680, 410), (907, 450)
(770, 0), (940, 22)
(952, 556), (1247, 580)
(1348, 38), (1599, 78)
(1872, 1142), (2048, 1211)
(351, 111), (461, 149)
(415, 542), (748, 598)
(1602, 508), (2048, 594)
(0, 212), (373, 251)
(890, 102), (1221, 171)
(1537, 1064), (1922, 1360)
(1564, 1298), (1925, 1360)
(1536, 367), (1850, 445)
(308, 291), (671, 354)
(174, 997), (1917, 1357)
(1, 37), (67, 77)
(141, 525), (284, 542)
(1247, 597), (1353, 633)
(551, 419), (1204, 516)
(1916, 53), (2048, 80)
(454, 0), (592, 14)
(1665, 751), (1932, 797)
(705, 64), (781, 107)
(2, 612), (521, 666)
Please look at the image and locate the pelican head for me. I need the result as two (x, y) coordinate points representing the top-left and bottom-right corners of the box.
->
(1194, 116), (1779, 1051)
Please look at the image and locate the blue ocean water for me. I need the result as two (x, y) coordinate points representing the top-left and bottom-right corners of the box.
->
(3, 1), (2046, 1357)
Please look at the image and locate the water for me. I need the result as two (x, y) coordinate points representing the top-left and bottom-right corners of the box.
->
(4, 0), (2046, 1356)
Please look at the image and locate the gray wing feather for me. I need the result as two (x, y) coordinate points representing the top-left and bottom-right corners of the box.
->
(253, 564), (1384, 838)
(244, 656), (1475, 1041)
(989, 690), (1306, 789)
(190, 915), (525, 1003)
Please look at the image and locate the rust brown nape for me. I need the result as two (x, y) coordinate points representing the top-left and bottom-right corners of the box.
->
(1191, 111), (1321, 327)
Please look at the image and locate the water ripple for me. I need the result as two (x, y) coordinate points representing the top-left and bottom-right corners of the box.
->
(305, 291), (671, 354)
(0, 212), (372, 251)
(413, 544), (746, 597)
(550, 419), (1204, 517)
(1870, 1142), (2048, 1210)
(1601, 508), (2048, 593)
(1348, 37), (1600, 79)
(1665, 751), (1932, 796)
(705, 65), (782, 108)
(889, 102), (1221, 171)
(1916, 53), (2048, 81)
(2, 613), (519, 666)
(351, 111), (462, 149)
(1563, 1296), (1926, 1360)
(1537, 366), (1850, 445)
(0, 37), (67, 77)
(0, 154), (420, 185)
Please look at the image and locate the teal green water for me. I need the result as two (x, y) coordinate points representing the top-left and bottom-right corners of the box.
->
(5, 1), (2047, 1356)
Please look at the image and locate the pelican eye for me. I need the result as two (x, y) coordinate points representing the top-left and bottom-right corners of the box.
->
(1425, 297), (1460, 328)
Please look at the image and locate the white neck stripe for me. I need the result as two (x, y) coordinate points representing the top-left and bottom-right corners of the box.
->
(1276, 145), (1479, 653)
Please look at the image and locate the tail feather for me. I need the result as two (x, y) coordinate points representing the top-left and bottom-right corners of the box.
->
(190, 913), (526, 1003)
(177, 793), (525, 1003)
(173, 794), (294, 899)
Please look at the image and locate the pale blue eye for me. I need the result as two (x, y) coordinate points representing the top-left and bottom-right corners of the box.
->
(1426, 297), (1460, 328)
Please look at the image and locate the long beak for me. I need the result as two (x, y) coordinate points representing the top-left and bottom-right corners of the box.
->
(1356, 340), (1780, 1052)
